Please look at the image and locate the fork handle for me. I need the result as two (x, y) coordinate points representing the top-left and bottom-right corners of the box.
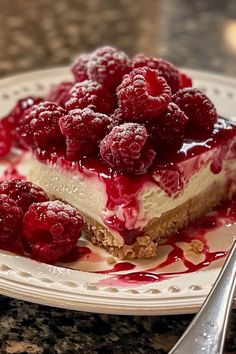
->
(169, 240), (236, 354)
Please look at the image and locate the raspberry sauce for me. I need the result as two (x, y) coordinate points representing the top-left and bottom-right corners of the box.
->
(96, 197), (236, 286)
(94, 262), (136, 274)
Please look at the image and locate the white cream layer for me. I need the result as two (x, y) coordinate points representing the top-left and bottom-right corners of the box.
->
(29, 155), (236, 246)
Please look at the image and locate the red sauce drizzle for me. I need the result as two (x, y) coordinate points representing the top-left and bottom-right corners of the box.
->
(97, 198), (236, 286)
(95, 262), (135, 274)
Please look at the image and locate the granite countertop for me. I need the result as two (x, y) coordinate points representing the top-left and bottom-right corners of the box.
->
(0, 0), (236, 353)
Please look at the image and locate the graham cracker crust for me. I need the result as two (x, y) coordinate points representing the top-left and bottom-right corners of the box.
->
(84, 182), (231, 259)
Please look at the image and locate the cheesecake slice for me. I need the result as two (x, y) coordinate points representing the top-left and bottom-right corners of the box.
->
(29, 118), (236, 259)
(13, 47), (236, 259)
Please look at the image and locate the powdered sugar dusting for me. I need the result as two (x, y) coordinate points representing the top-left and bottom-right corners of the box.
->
(117, 67), (171, 121)
(65, 80), (115, 114)
(59, 108), (111, 160)
(87, 46), (131, 91)
(100, 122), (156, 174)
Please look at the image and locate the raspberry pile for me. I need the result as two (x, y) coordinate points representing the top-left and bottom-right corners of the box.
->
(0, 46), (218, 176)
(0, 179), (84, 264)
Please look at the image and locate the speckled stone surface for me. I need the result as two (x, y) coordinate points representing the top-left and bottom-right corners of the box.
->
(0, 0), (236, 353)
(0, 297), (235, 354)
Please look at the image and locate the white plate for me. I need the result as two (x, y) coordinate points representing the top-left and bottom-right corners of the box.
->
(0, 67), (236, 316)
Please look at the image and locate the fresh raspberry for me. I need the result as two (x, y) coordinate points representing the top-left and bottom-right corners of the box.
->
(88, 46), (132, 91)
(0, 194), (23, 242)
(100, 123), (156, 175)
(172, 88), (217, 131)
(179, 71), (192, 89)
(0, 96), (43, 153)
(0, 179), (49, 212)
(146, 103), (189, 148)
(22, 201), (84, 264)
(132, 54), (180, 93)
(71, 53), (90, 82)
(59, 108), (111, 159)
(17, 101), (66, 150)
(30, 242), (77, 264)
(3, 96), (43, 136)
(65, 80), (115, 114)
(46, 81), (74, 108)
(117, 67), (171, 121)
(0, 121), (12, 158)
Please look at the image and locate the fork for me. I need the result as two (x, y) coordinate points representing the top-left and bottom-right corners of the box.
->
(169, 239), (236, 354)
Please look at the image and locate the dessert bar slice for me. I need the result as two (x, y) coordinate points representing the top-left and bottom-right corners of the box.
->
(14, 46), (236, 259)
(29, 117), (236, 259)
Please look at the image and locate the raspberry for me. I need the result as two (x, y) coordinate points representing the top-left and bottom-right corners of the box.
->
(22, 201), (84, 264)
(117, 67), (171, 121)
(0, 194), (23, 242)
(0, 179), (49, 212)
(0, 96), (43, 153)
(30, 242), (76, 264)
(179, 71), (192, 89)
(46, 81), (74, 108)
(3, 96), (43, 136)
(65, 80), (115, 114)
(132, 54), (180, 93)
(71, 53), (90, 82)
(146, 103), (189, 148)
(0, 121), (12, 158)
(100, 123), (156, 175)
(17, 101), (66, 150)
(88, 46), (131, 91)
(59, 108), (111, 159)
(172, 88), (217, 131)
